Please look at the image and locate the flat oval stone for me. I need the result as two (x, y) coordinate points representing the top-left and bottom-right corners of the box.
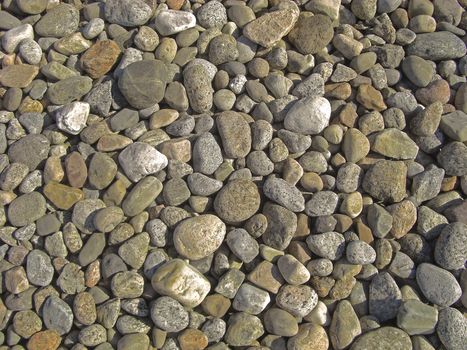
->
(26, 250), (54, 287)
(122, 176), (163, 217)
(406, 31), (466, 61)
(8, 192), (46, 227)
(216, 111), (252, 158)
(350, 327), (411, 350)
(173, 214), (226, 260)
(118, 60), (168, 109)
(42, 295), (74, 335)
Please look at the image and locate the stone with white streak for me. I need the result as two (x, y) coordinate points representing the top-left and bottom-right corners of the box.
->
(154, 10), (197, 36)
(118, 142), (168, 182)
(55, 102), (90, 135)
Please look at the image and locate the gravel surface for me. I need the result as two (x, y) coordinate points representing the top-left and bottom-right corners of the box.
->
(0, 0), (466, 349)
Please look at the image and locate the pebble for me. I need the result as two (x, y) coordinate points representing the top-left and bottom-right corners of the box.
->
(434, 222), (467, 270)
(436, 307), (467, 350)
(362, 160), (407, 203)
(406, 31), (466, 60)
(416, 263), (462, 307)
(350, 327), (412, 350)
(150, 296), (189, 332)
(243, 3), (299, 48)
(214, 179), (260, 224)
(397, 299), (438, 335)
(118, 142), (168, 182)
(154, 10), (197, 36)
(151, 259), (211, 307)
(118, 60), (168, 109)
(55, 102), (90, 135)
(330, 300), (361, 350)
(224, 312), (264, 346)
(288, 14), (334, 54)
(263, 176), (305, 212)
(42, 295), (74, 335)
(105, 0), (153, 27)
(174, 214), (226, 260)
(306, 232), (345, 260)
(284, 96), (331, 135)
(226, 228), (259, 263)
(35, 4), (79, 37)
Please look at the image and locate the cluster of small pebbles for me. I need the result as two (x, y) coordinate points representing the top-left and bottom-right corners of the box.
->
(0, 0), (467, 349)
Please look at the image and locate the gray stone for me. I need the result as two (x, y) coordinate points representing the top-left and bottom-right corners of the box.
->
(8, 134), (49, 171)
(232, 283), (270, 315)
(416, 263), (462, 307)
(105, 0), (152, 26)
(8, 192), (46, 227)
(305, 191), (339, 217)
(397, 300), (438, 335)
(350, 327), (412, 350)
(437, 307), (467, 350)
(118, 60), (168, 109)
(369, 272), (402, 322)
(173, 215), (226, 260)
(226, 228), (259, 263)
(306, 232), (345, 261)
(26, 250), (54, 287)
(434, 222), (467, 270)
(406, 31), (466, 61)
(150, 296), (189, 332)
(42, 295), (74, 335)
(263, 176), (305, 212)
(35, 4), (79, 37)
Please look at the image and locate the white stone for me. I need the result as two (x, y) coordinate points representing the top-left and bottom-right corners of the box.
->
(118, 142), (168, 182)
(151, 259), (211, 307)
(284, 96), (331, 135)
(154, 10), (196, 36)
(19, 39), (42, 65)
(2, 24), (34, 53)
(55, 102), (90, 135)
(306, 301), (331, 326)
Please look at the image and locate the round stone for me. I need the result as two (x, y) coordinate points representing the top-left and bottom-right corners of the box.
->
(214, 179), (261, 224)
(173, 214), (226, 260)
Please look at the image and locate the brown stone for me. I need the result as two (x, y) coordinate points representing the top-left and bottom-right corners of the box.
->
(73, 292), (97, 325)
(96, 134), (132, 152)
(44, 156), (64, 184)
(80, 40), (121, 79)
(85, 260), (101, 288)
(44, 181), (84, 210)
(387, 200), (417, 239)
(325, 82), (352, 100)
(356, 84), (387, 111)
(27, 330), (62, 350)
(247, 260), (285, 293)
(243, 4), (299, 48)
(310, 276), (335, 298)
(201, 294), (231, 317)
(5, 266), (29, 294)
(167, 0), (185, 9)
(415, 79), (450, 106)
(338, 103), (358, 127)
(18, 97), (44, 114)
(288, 13), (334, 54)
(288, 323), (329, 350)
(13, 310), (42, 339)
(157, 139), (191, 162)
(178, 329), (209, 350)
(150, 109), (180, 129)
(65, 152), (87, 188)
(0, 64), (39, 88)
(441, 176), (457, 192)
